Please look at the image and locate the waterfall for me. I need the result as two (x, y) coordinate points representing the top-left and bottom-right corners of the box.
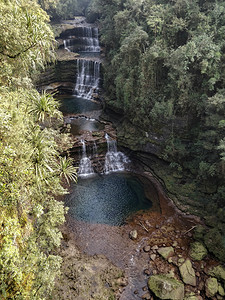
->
(104, 134), (130, 174)
(63, 39), (71, 52)
(77, 27), (100, 53)
(63, 27), (100, 53)
(78, 140), (94, 177)
(74, 59), (100, 99)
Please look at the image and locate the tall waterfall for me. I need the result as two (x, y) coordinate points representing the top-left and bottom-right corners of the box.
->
(74, 59), (100, 99)
(104, 134), (130, 174)
(78, 140), (94, 177)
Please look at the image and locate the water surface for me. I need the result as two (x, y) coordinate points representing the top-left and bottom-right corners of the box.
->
(66, 173), (152, 226)
(59, 95), (102, 114)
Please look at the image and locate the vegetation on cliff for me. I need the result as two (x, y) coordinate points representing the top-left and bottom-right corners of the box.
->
(0, 0), (77, 298)
(88, 0), (225, 260)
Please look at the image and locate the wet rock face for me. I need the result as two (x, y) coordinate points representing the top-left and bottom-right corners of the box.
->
(148, 275), (184, 300)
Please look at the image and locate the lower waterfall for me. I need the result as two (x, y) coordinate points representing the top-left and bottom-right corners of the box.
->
(78, 140), (94, 177)
(104, 133), (130, 174)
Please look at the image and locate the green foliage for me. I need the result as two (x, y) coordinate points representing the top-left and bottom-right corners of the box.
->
(0, 0), (55, 87)
(0, 1), (77, 298)
(93, 0), (225, 259)
(95, 0), (225, 187)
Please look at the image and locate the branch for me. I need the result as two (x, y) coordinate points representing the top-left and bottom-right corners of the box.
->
(0, 43), (37, 59)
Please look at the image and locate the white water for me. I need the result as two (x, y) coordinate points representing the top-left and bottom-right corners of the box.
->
(80, 27), (100, 53)
(63, 39), (71, 52)
(104, 133), (130, 174)
(78, 140), (95, 177)
(63, 27), (100, 53)
(74, 59), (100, 99)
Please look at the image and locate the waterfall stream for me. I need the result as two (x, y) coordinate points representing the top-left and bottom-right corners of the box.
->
(78, 140), (94, 177)
(74, 59), (100, 99)
(104, 133), (130, 174)
(63, 27), (100, 53)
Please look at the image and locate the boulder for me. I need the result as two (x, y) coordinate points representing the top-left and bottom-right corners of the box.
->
(189, 242), (207, 261)
(148, 275), (184, 300)
(179, 259), (196, 286)
(157, 247), (174, 260)
(207, 265), (225, 282)
(205, 277), (218, 298)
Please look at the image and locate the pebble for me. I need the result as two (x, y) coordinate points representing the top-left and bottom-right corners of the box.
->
(150, 254), (156, 261)
(134, 290), (138, 294)
(142, 286), (148, 291)
(172, 241), (178, 247)
(196, 272), (200, 277)
(152, 270), (157, 275)
(129, 230), (138, 240)
(151, 245), (158, 250)
(144, 246), (151, 252)
(144, 269), (151, 275)
(141, 292), (151, 299)
(155, 225), (159, 229)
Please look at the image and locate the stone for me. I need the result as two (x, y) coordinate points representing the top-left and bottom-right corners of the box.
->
(157, 247), (174, 260)
(190, 242), (208, 261)
(150, 254), (156, 261)
(218, 283), (225, 296)
(173, 241), (178, 247)
(144, 246), (151, 252)
(205, 277), (218, 298)
(178, 258), (185, 266)
(184, 293), (199, 300)
(148, 275), (184, 300)
(129, 230), (138, 240)
(141, 292), (151, 299)
(144, 269), (151, 276)
(207, 265), (225, 282)
(168, 257), (173, 264)
(152, 245), (158, 250)
(179, 259), (196, 286)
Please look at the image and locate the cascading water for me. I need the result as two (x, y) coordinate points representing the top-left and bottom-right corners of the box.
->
(74, 59), (100, 99)
(78, 140), (94, 177)
(63, 27), (100, 53)
(79, 27), (100, 53)
(104, 133), (130, 174)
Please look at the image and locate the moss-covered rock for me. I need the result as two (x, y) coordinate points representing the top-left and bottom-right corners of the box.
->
(179, 259), (196, 286)
(189, 242), (207, 261)
(205, 277), (218, 298)
(157, 247), (174, 260)
(207, 265), (225, 282)
(218, 283), (225, 297)
(148, 275), (184, 300)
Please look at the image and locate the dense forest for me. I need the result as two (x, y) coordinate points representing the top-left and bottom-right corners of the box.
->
(87, 0), (225, 259)
(1, 0), (225, 298)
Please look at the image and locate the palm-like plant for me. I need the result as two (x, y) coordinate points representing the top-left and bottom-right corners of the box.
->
(30, 92), (62, 123)
(58, 156), (78, 184)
